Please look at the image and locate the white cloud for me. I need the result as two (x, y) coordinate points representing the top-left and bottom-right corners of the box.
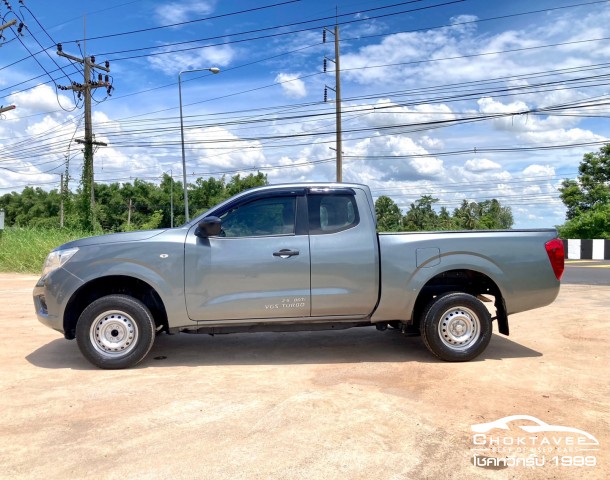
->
(520, 128), (605, 145)
(185, 125), (266, 173)
(155, 1), (215, 25)
(477, 96), (606, 145)
(274, 73), (307, 99)
(419, 135), (444, 149)
(267, 140), (335, 182)
(357, 99), (456, 129)
(7, 84), (74, 113)
(477, 96), (529, 131)
(340, 5), (610, 94)
(479, 30), (540, 54)
(3, 1), (608, 232)
(523, 184), (542, 195)
(348, 135), (444, 181)
(464, 158), (501, 172)
(522, 164), (555, 177)
(148, 45), (235, 75)
(448, 14), (478, 35)
(0, 85), (84, 191)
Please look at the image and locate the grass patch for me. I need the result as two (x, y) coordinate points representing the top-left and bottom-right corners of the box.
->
(0, 227), (91, 273)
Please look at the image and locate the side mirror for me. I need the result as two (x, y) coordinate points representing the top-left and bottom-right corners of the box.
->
(195, 216), (222, 238)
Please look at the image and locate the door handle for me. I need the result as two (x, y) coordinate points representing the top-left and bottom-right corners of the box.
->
(273, 249), (300, 258)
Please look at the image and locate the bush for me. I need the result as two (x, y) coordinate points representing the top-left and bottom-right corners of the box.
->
(557, 203), (610, 239)
(0, 227), (91, 273)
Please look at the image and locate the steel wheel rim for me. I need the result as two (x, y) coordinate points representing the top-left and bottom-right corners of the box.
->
(90, 310), (138, 357)
(438, 306), (480, 350)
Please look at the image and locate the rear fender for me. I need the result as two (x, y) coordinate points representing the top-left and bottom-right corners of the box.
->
(372, 252), (511, 322)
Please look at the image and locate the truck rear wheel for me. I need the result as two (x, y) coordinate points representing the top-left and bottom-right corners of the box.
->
(75, 295), (156, 369)
(420, 292), (492, 362)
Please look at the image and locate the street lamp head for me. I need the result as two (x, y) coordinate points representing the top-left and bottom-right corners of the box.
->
(209, 67), (220, 74)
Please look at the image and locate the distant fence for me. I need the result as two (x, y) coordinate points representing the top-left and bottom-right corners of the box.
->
(562, 239), (610, 259)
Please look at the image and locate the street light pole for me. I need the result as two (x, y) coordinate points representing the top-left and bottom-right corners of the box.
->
(170, 169), (174, 228)
(178, 67), (220, 222)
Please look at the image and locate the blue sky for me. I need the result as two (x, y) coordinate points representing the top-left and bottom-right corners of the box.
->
(1, 0), (609, 227)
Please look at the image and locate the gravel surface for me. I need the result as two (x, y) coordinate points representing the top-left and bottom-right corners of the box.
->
(1, 274), (608, 479)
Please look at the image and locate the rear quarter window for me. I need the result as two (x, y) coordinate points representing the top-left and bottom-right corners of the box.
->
(308, 194), (359, 234)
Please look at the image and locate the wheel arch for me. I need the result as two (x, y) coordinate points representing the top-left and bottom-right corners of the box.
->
(412, 268), (509, 335)
(63, 275), (168, 339)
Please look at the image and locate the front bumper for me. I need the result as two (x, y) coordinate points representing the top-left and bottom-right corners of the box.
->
(33, 269), (83, 337)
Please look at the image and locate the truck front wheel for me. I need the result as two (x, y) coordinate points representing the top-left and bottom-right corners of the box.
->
(76, 295), (156, 369)
(420, 292), (492, 362)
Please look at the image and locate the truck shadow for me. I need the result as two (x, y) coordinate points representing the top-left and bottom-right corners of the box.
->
(26, 328), (541, 370)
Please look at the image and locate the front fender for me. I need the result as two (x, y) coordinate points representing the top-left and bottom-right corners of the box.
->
(62, 236), (189, 327)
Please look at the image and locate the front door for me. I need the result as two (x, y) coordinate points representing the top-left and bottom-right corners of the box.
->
(184, 194), (310, 321)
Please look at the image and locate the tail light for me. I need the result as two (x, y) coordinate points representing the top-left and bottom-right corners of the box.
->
(545, 238), (565, 280)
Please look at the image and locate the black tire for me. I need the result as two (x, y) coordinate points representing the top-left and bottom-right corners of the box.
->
(76, 295), (156, 369)
(419, 292), (492, 362)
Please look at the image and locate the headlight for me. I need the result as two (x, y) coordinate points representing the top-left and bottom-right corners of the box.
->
(42, 247), (79, 276)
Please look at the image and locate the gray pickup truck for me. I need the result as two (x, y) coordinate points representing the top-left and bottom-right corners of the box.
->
(34, 183), (565, 369)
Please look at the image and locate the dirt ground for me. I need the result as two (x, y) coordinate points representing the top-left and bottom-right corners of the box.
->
(0, 273), (608, 480)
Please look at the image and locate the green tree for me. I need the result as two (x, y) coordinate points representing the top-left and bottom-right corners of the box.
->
(558, 204), (610, 239)
(452, 199), (513, 230)
(140, 210), (165, 230)
(158, 173), (182, 227)
(0, 172), (518, 234)
(559, 144), (610, 219)
(189, 172), (268, 219)
(225, 172), (268, 197)
(375, 196), (402, 231)
(95, 183), (128, 231)
(478, 199), (514, 229)
(453, 200), (479, 230)
(437, 206), (457, 230)
(190, 176), (227, 217)
(0, 187), (61, 227)
(403, 195), (439, 231)
(122, 179), (165, 231)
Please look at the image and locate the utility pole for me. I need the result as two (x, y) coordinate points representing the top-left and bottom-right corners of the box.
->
(169, 170), (174, 228)
(323, 24), (343, 182)
(0, 15), (18, 114)
(59, 173), (64, 228)
(127, 198), (132, 228)
(0, 104), (16, 114)
(56, 41), (111, 228)
(0, 18), (17, 36)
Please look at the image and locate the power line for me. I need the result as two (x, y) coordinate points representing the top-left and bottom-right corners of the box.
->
(4, 9), (608, 113)
(2, 136), (597, 189)
(2, 0), (606, 112)
(3, 91), (608, 163)
(96, 0), (433, 58)
(2, 3), (604, 190)
(67, 0), (302, 42)
(0, 0), (460, 97)
(95, 0), (609, 62)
